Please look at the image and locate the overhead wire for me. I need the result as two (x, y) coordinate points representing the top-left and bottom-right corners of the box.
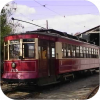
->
(33, 0), (65, 17)
(45, 4), (94, 6)
(33, 0), (97, 17)
(32, 0), (91, 28)
(13, 1), (98, 32)
(19, 13), (40, 21)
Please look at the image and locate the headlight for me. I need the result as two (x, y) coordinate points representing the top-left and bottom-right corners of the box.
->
(12, 62), (16, 68)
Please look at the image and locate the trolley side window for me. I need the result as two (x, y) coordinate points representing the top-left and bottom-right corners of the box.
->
(62, 43), (67, 58)
(51, 43), (55, 57)
(80, 46), (83, 58)
(76, 46), (80, 58)
(62, 43), (76, 58)
(71, 45), (76, 57)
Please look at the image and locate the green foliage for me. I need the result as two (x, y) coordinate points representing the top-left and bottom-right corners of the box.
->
(0, 7), (12, 74)
(0, 8), (12, 59)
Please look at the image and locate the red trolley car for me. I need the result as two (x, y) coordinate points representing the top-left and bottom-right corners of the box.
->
(2, 29), (100, 85)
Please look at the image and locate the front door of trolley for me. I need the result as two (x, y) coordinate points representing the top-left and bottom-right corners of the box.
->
(38, 39), (55, 77)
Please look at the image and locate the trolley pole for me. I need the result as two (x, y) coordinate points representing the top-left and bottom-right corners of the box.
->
(11, 17), (46, 29)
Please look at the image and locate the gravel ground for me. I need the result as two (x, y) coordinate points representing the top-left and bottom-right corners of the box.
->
(27, 75), (100, 100)
(1, 71), (99, 99)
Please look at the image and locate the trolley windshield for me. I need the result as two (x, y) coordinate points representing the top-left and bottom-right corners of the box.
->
(4, 38), (35, 60)
(9, 40), (20, 59)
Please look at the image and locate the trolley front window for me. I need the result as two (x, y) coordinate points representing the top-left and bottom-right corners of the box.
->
(22, 38), (35, 58)
(9, 40), (20, 59)
(4, 39), (35, 60)
(22, 43), (35, 58)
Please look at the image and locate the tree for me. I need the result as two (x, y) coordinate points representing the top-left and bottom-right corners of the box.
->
(0, 8), (12, 75)
(0, 1), (18, 57)
(4, 2), (24, 34)
(0, 1), (25, 75)
(0, 8), (11, 58)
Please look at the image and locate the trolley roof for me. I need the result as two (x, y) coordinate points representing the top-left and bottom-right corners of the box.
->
(4, 29), (98, 47)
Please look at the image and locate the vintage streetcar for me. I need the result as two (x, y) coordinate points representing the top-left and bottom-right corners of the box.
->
(2, 29), (100, 85)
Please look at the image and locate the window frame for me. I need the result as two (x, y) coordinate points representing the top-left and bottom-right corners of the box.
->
(9, 40), (20, 60)
(22, 38), (35, 59)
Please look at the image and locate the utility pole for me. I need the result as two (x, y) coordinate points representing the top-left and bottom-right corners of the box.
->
(46, 20), (48, 29)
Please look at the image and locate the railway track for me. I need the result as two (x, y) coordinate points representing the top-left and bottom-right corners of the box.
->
(86, 85), (99, 99)
(1, 84), (39, 99)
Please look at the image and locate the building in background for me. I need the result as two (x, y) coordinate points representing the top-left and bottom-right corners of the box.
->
(75, 25), (100, 46)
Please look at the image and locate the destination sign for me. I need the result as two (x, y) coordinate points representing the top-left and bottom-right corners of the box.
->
(10, 40), (19, 44)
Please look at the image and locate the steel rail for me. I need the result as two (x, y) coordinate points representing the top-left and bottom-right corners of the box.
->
(86, 85), (99, 99)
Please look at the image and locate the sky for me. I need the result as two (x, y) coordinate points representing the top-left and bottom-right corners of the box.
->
(4, 0), (100, 34)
